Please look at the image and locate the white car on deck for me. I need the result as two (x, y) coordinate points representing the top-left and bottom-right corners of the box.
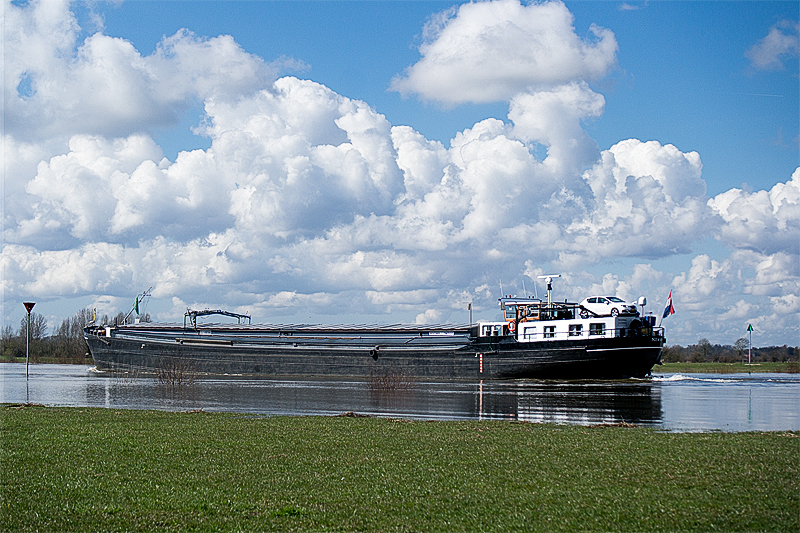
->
(578, 296), (638, 318)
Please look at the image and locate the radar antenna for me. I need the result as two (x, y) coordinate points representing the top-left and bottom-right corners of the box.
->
(537, 275), (561, 306)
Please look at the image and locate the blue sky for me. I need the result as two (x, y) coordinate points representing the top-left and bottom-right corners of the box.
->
(90, 0), (798, 194)
(3, 0), (799, 345)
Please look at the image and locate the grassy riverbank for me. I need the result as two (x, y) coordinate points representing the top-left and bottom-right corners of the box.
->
(2, 406), (797, 532)
(654, 361), (799, 374)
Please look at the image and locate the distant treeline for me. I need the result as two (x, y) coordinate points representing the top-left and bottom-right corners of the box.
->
(1, 308), (150, 363)
(662, 338), (797, 364)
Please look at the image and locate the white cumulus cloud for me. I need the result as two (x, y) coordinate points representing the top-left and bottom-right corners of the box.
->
(4, 0), (280, 141)
(390, 0), (617, 104)
(708, 169), (800, 255)
(745, 20), (800, 71)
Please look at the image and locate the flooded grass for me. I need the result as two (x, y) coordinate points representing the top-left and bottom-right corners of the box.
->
(1, 405), (798, 532)
(367, 368), (415, 392)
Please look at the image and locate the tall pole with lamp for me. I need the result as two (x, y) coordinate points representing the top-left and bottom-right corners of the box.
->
(23, 302), (35, 380)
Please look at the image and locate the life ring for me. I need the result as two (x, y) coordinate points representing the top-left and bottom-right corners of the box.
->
(509, 321), (516, 332)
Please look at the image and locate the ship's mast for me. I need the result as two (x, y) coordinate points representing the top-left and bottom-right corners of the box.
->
(537, 274), (561, 306)
(123, 287), (152, 324)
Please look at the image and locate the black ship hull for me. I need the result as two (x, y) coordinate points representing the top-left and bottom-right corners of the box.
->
(85, 323), (664, 380)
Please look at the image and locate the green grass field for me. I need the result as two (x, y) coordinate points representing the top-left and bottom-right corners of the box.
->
(654, 361), (799, 374)
(1, 406), (797, 532)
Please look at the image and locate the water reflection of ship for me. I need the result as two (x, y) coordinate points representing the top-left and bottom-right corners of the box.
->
(475, 381), (662, 426)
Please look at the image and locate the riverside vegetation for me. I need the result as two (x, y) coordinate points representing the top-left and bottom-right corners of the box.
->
(1, 406), (798, 532)
(1, 308), (147, 364)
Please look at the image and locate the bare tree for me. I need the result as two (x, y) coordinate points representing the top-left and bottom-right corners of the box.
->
(733, 338), (749, 361)
(2, 324), (14, 343)
(54, 308), (95, 362)
(691, 338), (711, 362)
(19, 312), (48, 340)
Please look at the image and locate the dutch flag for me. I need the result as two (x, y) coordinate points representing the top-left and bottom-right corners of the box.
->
(662, 290), (675, 319)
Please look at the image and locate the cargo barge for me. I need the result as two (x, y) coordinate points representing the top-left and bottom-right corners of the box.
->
(85, 286), (664, 380)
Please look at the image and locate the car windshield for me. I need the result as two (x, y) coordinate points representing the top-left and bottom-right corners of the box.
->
(607, 297), (625, 302)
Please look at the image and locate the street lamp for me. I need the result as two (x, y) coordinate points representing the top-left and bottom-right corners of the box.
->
(23, 302), (35, 379)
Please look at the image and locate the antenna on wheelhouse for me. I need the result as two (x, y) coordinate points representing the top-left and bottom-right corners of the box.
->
(537, 275), (561, 306)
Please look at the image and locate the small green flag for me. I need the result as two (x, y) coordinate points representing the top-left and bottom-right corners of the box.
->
(134, 299), (139, 315)
(747, 324), (753, 332)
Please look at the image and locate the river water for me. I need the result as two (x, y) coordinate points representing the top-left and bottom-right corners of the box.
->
(2, 364), (798, 432)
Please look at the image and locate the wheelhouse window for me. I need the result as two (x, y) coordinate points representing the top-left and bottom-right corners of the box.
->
(589, 323), (605, 336)
(569, 324), (583, 337)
